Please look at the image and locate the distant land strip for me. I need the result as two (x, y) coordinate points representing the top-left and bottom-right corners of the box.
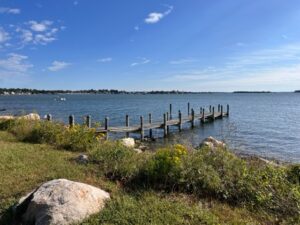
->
(233, 91), (272, 93)
(0, 88), (223, 95)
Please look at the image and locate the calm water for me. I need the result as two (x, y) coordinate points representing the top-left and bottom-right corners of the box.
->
(1, 93), (300, 162)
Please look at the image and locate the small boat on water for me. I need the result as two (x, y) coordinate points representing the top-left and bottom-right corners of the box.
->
(54, 97), (67, 101)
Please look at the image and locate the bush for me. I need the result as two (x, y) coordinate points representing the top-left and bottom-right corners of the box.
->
(88, 141), (148, 181)
(143, 144), (187, 188)
(0, 119), (98, 152)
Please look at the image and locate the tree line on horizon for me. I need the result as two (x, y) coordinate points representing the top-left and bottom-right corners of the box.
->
(0, 88), (212, 95)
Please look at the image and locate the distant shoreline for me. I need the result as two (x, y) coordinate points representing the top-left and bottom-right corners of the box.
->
(0, 88), (296, 95)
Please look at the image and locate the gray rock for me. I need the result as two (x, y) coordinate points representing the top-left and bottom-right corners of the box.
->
(200, 136), (226, 149)
(15, 179), (110, 225)
(76, 154), (89, 164)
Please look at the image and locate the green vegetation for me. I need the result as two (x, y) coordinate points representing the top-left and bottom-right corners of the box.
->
(0, 119), (299, 224)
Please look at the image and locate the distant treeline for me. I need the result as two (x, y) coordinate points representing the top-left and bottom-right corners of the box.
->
(295, 90), (300, 93)
(0, 88), (215, 95)
(233, 91), (272, 93)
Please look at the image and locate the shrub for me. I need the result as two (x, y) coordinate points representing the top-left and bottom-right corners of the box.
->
(0, 119), (98, 152)
(143, 144), (187, 188)
(88, 141), (148, 181)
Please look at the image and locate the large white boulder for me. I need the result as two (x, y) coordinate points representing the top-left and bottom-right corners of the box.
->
(120, 137), (135, 148)
(200, 136), (226, 149)
(20, 113), (40, 120)
(15, 179), (110, 225)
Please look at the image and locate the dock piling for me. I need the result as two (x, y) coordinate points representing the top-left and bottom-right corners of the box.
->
(69, 115), (74, 128)
(188, 102), (190, 115)
(169, 104), (172, 119)
(46, 114), (52, 121)
(125, 115), (129, 137)
(212, 107), (215, 121)
(163, 113), (168, 137)
(191, 108), (195, 128)
(86, 115), (91, 128)
(201, 108), (205, 124)
(140, 116), (144, 140)
(221, 105), (223, 118)
(178, 110), (182, 131)
(149, 113), (153, 139)
(227, 104), (230, 116)
(105, 117), (109, 139)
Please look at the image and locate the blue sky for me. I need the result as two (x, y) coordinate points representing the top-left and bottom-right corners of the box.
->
(0, 0), (300, 91)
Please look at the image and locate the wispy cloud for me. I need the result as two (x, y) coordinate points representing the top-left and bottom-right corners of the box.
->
(48, 61), (71, 71)
(163, 43), (300, 91)
(134, 25), (139, 31)
(0, 27), (10, 43)
(74, 1), (79, 6)
(97, 57), (112, 63)
(0, 7), (21, 14)
(0, 53), (32, 86)
(0, 53), (32, 72)
(169, 58), (198, 65)
(131, 57), (150, 67)
(144, 5), (173, 24)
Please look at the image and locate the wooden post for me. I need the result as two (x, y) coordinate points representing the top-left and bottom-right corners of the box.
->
(212, 107), (215, 121)
(69, 115), (74, 128)
(46, 114), (52, 121)
(140, 116), (144, 140)
(227, 104), (230, 116)
(191, 108), (195, 128)
(221, 105), (223, 118)
(209, 105), (212, 113)
(201, 108), (205, 124)
(163, 113), (168, 137)
(105, 117), (109, 139)
(149, 113), (153, 139)
(166, 112), (170, 133)
(125, 115), (129, 137)
(169, 104), (172, 119)
(188, 102), (190, 115)
(178, 110), (182, 131)
(86, 115), (91, 128)
(218, 104), (220, 112)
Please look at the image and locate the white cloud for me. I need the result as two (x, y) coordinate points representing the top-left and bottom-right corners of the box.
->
(131, 58), (150, 67)
(144, 5), (173, 24)
(29, 20), (53, 32)
(15, 21), (60, 46)
(0, 7), (20, 14)
(48, 61), (71, 71)
(169, 58), (197, 65)
(0, 27), (9, 43)
(97, 57), (112, 63)
(134, 25), (139, 31)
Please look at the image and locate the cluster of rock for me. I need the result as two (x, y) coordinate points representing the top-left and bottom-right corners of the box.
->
(0, 113), (40, 120)
(14, 179), (110, 225)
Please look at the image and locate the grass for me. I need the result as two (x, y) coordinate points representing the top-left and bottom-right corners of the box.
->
(0, 119), (299, 224)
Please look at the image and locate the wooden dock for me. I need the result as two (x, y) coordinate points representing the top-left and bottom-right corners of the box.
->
(47, 103), (229, 140)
